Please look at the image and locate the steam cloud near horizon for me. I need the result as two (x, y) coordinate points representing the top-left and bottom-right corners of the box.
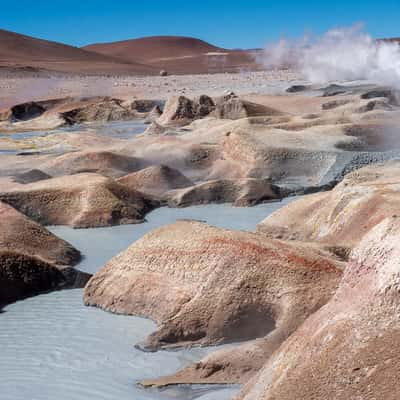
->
(260, 25), (400, 87)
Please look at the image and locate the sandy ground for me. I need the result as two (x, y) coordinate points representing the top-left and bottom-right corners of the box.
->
(0, 70), (301, 108)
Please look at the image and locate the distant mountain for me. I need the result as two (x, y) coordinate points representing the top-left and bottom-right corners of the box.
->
(83, 36), (262, 74)
(0, 30), (261, 75)
(0, 29), (156, 75)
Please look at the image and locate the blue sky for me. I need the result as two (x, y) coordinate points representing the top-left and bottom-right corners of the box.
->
(1, 0), (399, 48)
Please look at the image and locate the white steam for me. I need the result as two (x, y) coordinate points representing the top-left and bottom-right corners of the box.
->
(261, 25), (400, 87)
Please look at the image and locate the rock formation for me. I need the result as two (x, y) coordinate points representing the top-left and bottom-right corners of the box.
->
(155, 94), (283, 128)
(0, 96), (160, 131)
(0, 251), (91, 307)
(0, 252), (66, 307)
(238, 216), (400, 400)
(166, 178), (279, 207)
(156, 95), (216, 127)
(258, 161), (400, 250)
(60, 97), (144, 124)
(0, 201), (80, 265)
(85, 220), (342, 383)
(0, 173), (158, 228)
(12, 169), (51, 184)
(41, 151), (147, 178)
(213, 93), (283, 120)
(117, 165), (193, 197)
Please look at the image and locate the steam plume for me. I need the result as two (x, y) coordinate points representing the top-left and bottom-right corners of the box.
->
(261, 25), (400, 87)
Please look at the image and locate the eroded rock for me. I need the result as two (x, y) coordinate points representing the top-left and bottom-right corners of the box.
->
(60, 97), (138, 124)
(117, 165), (193, 197)
(84, 221), (342, 370)
(166, 178), (280, 207)
(360, 87), (399, 105)
(239, 216), (400, 400)
(12, 169), (51, 184)
(257, 161), (400, 249)
(156, 95), (215, 127)
(0, 173), (158, 228)
(0, 251), (66, 307)
(0, 251), (91, 307)
(213, 95), (282, 120)
(286, 85), (309, 93)
(41, 151), (147, 178)
(0, 201), (80, 265)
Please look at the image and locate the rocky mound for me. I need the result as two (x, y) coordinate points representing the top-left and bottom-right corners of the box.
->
(166, 178), (280, 207)
(127, 107), (385, 191)
(213, 93), (283, 120)
(0, 98), (72, 123)
(84, 221), (342, 380)
(0, 97), (159, 131)
(0, 201), (80, 265)
(0, 251), (66, 307)
(0, 173), (158, 228)
(41, 151), (147, 178)
(117, 165), (193, 197)
(0, 251), (91, 307)
(156, 94), (282, 128)
(60, 97), (140, 124)
(257, 161), (400, 249)
(156, 95), (216, 127)
(239, 216), (400, 400)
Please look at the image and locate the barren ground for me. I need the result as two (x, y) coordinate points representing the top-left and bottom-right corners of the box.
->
(0, 70), (300, 108)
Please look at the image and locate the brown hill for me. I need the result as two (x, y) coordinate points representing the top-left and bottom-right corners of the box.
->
(0, 29), (156, 75)
(84, 36), (262, 74)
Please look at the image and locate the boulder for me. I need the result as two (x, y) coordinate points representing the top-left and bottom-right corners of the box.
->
(239, 216), (400, 400)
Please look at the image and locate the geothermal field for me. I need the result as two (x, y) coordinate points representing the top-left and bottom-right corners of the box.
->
(2, 22), (400, 400)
